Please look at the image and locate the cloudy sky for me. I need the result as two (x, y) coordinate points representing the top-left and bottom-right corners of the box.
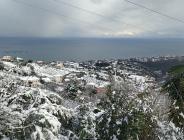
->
(0, 0), (184, 38)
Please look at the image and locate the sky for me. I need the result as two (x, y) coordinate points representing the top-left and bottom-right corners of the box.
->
(0, 0), (184, 38)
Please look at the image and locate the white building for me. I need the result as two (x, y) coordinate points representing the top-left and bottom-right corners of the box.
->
(1, 56), (14, 62)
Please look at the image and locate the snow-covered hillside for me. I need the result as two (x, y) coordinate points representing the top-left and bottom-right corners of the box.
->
(0, 57), (183, 140)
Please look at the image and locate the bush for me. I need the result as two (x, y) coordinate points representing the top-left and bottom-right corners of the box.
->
(96, 84), (157, 140)
(162, 67), (184, 129)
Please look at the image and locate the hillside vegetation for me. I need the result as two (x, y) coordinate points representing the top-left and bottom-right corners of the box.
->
(0, 57), (183, 140)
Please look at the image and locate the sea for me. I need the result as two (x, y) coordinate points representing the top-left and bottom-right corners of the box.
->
(0, 37), (184, 61)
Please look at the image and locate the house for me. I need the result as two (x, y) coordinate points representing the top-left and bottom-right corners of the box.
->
(56, 63), (64, 69)
(37, 61), (44, 65)
(29, 79), (41, 87)
(54, 75), (64, 83)
(96, 87), (107, 94)
(1, 56), (14, 62)
(16, 57), (24, 62)
(20, 76), (41, 87)
(86, 82), (96, 88)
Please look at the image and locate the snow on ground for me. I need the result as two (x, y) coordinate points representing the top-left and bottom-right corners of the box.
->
(83, 74), (110, 88)
(31, 63), (70, 77)
(0, 59), (162, 140)
(2, 61), (16, 68)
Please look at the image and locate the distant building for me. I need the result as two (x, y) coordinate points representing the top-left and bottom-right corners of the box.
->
(54, 75), (64, 83)
(86, 83), (96, 88)
(50, 62), (56, 66)
(96, 87), (107, 94)
(16, 57), (24, 62)
(1, 56), (14, 62)
(56, 63), (64, 69)
(20, 76), (40, 87)
(37, 61), (44, 65)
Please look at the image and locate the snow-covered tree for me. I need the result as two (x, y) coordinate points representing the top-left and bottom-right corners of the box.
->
(96, 82), (158, 140)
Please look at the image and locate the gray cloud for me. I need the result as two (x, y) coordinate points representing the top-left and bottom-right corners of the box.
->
(0, 0), (184, 37)
(90, 0), (104, 4)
